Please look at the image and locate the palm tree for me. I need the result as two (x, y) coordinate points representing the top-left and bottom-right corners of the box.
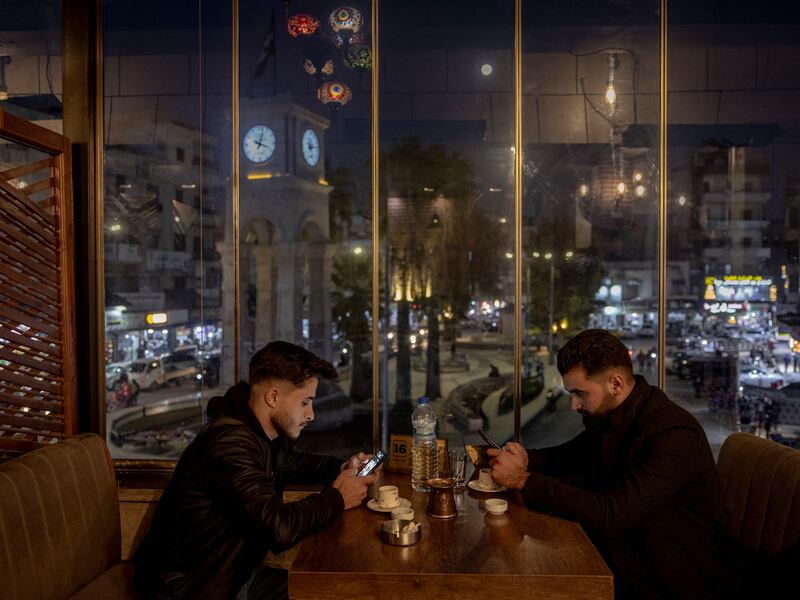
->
(331, 251), (372, 401)
(382, 139), (502, 402)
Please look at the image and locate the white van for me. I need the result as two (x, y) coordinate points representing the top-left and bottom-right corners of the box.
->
(128, 357), (197, 390)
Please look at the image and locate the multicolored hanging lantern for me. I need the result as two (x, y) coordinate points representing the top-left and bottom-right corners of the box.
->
(329, 7), (362, 34)
(303, 59), (334, 77)
(287, 13), (320, 37)
(328, 7), (362, 46)
(317, 81), (352, 108)
(344, 43), (371, 70)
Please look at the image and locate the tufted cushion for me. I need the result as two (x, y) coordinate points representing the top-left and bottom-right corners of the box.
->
(0, 433), (122, 600)
(717, 432), (800, 556)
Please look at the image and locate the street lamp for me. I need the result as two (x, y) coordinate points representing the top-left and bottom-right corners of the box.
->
(530, 249), (573, 365)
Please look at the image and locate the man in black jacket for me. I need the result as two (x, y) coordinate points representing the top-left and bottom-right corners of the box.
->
(134, 341), (377, 599)
(489, 329), (743, 600)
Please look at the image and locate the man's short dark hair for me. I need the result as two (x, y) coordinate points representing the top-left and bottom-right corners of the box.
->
(249, 341), (338, 386)
(556, 329), (634, 378)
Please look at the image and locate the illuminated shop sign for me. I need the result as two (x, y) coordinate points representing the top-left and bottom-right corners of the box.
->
(703, 302), (744, 314)
(704, 275), (772, 302)
(146, 312), (168, 325)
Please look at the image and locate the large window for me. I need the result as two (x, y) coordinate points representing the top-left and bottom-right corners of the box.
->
(379, 0), (514, 454)
(236, 0), (374, 458)
(103, 0), (232, 458)
(96, 1), (800, 461)
(521, 1), (659, 447)
(665, 2), (800, 453)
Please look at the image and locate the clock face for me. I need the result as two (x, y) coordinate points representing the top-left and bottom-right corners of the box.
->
(301, 128), (320, 167)
(243, 125), (276, 164)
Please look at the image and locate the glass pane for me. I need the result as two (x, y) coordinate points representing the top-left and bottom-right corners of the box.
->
(0, 1), (63, 132)
(522, 1), (660, 447)
(666, 2), (800, 453)
(103, 1), (233, 458)
(237, 1), (373, 459)
(379, 0), (515, 461)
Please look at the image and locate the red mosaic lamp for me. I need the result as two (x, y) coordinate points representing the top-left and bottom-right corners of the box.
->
(287, 13), (320, 37)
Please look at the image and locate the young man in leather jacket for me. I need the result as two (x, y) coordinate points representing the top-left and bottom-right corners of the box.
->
(134, 341), (377, 599)
(489, 329), (744, 600)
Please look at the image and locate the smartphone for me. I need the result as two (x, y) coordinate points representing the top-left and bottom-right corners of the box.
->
(479, 428), (505, 451)
(357, 449), (387, 477)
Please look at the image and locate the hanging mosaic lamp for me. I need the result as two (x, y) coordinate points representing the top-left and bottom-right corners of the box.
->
(328, 6), (362, 46)
(317, 81), (352, 108)
(329, 7), (363, 34)
(344, 43), (371, 70)
(303, 58), (334, 78)
(287, 13), (320, 37)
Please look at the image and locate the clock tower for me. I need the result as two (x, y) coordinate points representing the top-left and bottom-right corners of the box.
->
(223, 95), (333, 382)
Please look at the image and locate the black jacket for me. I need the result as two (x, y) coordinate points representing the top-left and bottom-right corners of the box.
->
(134, 382), (345, 599)
(521, 376), (743, 600)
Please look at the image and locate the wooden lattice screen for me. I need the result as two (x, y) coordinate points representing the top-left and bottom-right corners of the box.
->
(0, 108), (76, 460)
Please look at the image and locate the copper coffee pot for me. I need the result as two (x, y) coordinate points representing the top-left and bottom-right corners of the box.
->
(425, 477), (457, 519)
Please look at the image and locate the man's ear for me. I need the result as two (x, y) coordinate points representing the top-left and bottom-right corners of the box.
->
(264, 385), (279, 408)
(607, 372), (626, 396)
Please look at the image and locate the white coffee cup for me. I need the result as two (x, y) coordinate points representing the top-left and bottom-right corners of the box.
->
(378, 485), (400, 509)
(390, 506), (414, 521)
(478, 468), (496, 490)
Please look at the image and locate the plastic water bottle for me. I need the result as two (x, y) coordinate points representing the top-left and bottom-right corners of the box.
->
(411, 396), (439, 492)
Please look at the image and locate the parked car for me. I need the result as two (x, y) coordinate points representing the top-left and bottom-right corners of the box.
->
(128, 357), (197, 390)
(638, 324), (655, 337)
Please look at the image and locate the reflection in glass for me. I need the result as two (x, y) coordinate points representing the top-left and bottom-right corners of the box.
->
(103, 0), (231, 458)
(380, 0), (514, 455)
(666, 4), (800, 453)
(521, 1), (659, 447)
(0, 2), (63, 131)
(235, 1), (373, 459)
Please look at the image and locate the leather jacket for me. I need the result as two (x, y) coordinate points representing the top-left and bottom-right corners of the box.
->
(134, 381), (345, 599)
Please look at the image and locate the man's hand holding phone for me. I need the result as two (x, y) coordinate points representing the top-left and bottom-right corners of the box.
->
(333, 467), (376, 510)
(344, 451), (371, 472)
(479, 428), (505, 451)
(487, 441), (530, 491)
(356, 449), (387, 477)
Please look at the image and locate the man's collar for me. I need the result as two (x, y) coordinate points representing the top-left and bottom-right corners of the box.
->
(607, 374), (648, 431)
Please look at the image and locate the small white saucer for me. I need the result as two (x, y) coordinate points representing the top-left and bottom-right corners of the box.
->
(468, 480), (507, 493)
(367, 498), (412, 513)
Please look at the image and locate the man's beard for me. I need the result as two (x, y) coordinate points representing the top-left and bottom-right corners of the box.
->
(580, 391), (616, 431)
(272, 409), (301, 440)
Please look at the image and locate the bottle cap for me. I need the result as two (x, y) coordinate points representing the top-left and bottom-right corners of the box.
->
(417, 396), (430, 404)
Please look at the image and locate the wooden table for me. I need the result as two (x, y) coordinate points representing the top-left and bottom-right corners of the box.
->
(288, 472), (613, 600)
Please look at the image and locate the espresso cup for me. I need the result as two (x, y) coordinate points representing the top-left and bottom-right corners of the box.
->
(478, 468), (495, 490)
(390, 506), (414, 521)
(378, 485), (400, 509)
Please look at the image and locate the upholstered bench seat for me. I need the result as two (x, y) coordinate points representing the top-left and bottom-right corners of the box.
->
(0, 434), (138, 600)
